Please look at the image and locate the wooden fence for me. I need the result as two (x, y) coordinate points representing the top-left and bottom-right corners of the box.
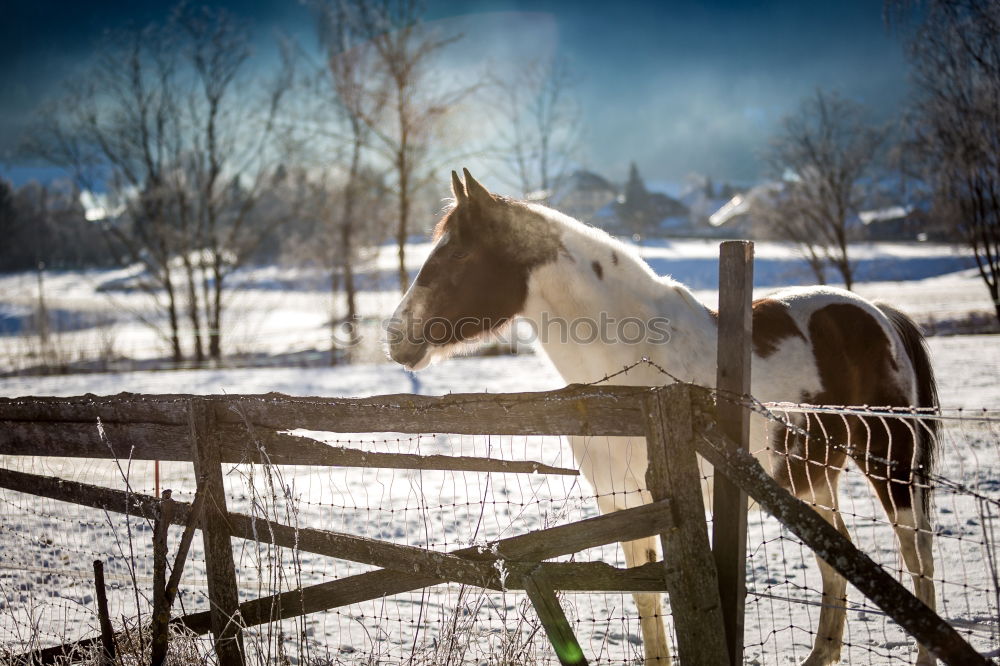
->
(0, 383), (989, 666)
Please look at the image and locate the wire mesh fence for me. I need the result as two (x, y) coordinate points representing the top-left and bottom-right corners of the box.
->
(1, 399), (998, 664)
(741, 404), (1000, 664)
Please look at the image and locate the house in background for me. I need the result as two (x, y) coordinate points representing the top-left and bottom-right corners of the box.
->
(679, 175), (733, 232)
(707, 180), (951, 242)
(857, 204), (958, 241)
(707, 182), (783, 238)
(548, 170), (619, 223)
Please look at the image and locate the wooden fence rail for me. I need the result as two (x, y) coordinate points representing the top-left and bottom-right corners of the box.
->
(0, 420), (580, 473)
(0, 384), (650, 434)
(0, 466), (676, 595)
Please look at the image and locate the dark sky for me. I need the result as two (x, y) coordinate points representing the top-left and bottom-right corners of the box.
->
(0, 0), (910, 188)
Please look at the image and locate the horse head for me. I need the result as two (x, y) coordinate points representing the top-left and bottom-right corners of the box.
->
(386, 169), (562, 370)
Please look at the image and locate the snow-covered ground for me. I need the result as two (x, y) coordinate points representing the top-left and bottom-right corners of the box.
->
(1, 238), (999, 664)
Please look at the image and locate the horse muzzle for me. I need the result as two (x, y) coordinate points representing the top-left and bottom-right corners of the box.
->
(386, 320), (431, 370)
(388, 340), (430, 370)
(388, 287), (434, 370)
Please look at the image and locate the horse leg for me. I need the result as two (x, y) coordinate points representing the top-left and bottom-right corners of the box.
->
(773, 419), (850, 666)
(891, 504), (937, 666)
(867, 470), (937, 663)
(799, 481), (850, 666)
(860, 419), (937, 665)
(621, 535), (672, 666)
(595, 492), (671, 665)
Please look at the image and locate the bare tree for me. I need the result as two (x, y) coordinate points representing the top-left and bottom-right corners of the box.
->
(490, 56), (582, 199)
(30, 4), (295, 364)
(173, 4), (297, 362)
(33, 23), (189, 362)
(346, 0), (470, 293)
(751, 183), (829, 284)
(906, 0), (1000, 323)
(276, 164), (390, 362)
(310, 0), (388, 353)
(763, 90), (888, 290)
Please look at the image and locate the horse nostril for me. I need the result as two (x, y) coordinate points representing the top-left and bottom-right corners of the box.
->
(389, 340), (428, 367)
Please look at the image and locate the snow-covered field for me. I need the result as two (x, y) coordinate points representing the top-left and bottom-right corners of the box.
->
(1, 238), (999, 664)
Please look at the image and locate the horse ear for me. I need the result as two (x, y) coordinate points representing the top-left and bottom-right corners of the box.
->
(450, 170), (468, 206)
(462, 168), (494, 208)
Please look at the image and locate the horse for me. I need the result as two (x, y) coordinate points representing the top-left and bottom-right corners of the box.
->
(387, 169), (939, 666)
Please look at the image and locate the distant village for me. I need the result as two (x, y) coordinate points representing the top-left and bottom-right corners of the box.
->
(546, 163), (956, 243)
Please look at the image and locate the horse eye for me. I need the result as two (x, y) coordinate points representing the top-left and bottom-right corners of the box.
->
(451, 249), (470, 260)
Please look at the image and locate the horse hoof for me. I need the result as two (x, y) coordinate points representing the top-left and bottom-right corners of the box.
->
(799, 650), (840, 666)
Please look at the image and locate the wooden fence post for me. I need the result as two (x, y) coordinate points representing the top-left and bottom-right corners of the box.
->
(189, 399), (245, 666)
(92, 560), (114, 665)
(523, 565), (588, 666)
(644, 384), (729, 665)
(713, 240), (753, 665)
(150, 490), (174, 666)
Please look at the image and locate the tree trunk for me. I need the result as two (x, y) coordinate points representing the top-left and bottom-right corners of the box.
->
(199, 241), (214, 361)
(990, 280), (1000, 326)
(834, 256), (854, 291)
(333, 130), (364, 364)
(209, 262), (223, 361)
(182, 256), (205, 365)
(396, 91), (410, 294)
(164, 275), (183, 365)
(341, 239), (358, 361)
(343, 249), (357, 324)
(397, 164), (410, 294)
(807, 258), (827, 285)
(834, 212), (853, 290)
(342, 144), (360, 337)
(330, 269), (341, 366)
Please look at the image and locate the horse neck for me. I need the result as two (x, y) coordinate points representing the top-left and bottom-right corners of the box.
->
(520, 212), (718, 386)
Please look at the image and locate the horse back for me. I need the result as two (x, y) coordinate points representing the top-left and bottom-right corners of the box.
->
(751, 286), (924, 408)
(750, 286), (937, 510)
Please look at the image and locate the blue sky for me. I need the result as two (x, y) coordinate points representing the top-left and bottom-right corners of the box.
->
(0, 1), (910, 187)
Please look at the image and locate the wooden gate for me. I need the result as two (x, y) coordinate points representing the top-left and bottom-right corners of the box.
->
(3, 384), (727, 665)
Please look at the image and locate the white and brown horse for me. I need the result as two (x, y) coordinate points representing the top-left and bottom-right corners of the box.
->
(387, 170), (938, 666)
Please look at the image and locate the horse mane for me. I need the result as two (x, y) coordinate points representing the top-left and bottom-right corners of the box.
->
(432, 208), (454, 241)
(434, 191), (701, 314)
(433, 194), (521, 241)
(523, 201), (695, 291)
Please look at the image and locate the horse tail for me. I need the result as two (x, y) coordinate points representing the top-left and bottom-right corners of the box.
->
(877, 302), (939, 510)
